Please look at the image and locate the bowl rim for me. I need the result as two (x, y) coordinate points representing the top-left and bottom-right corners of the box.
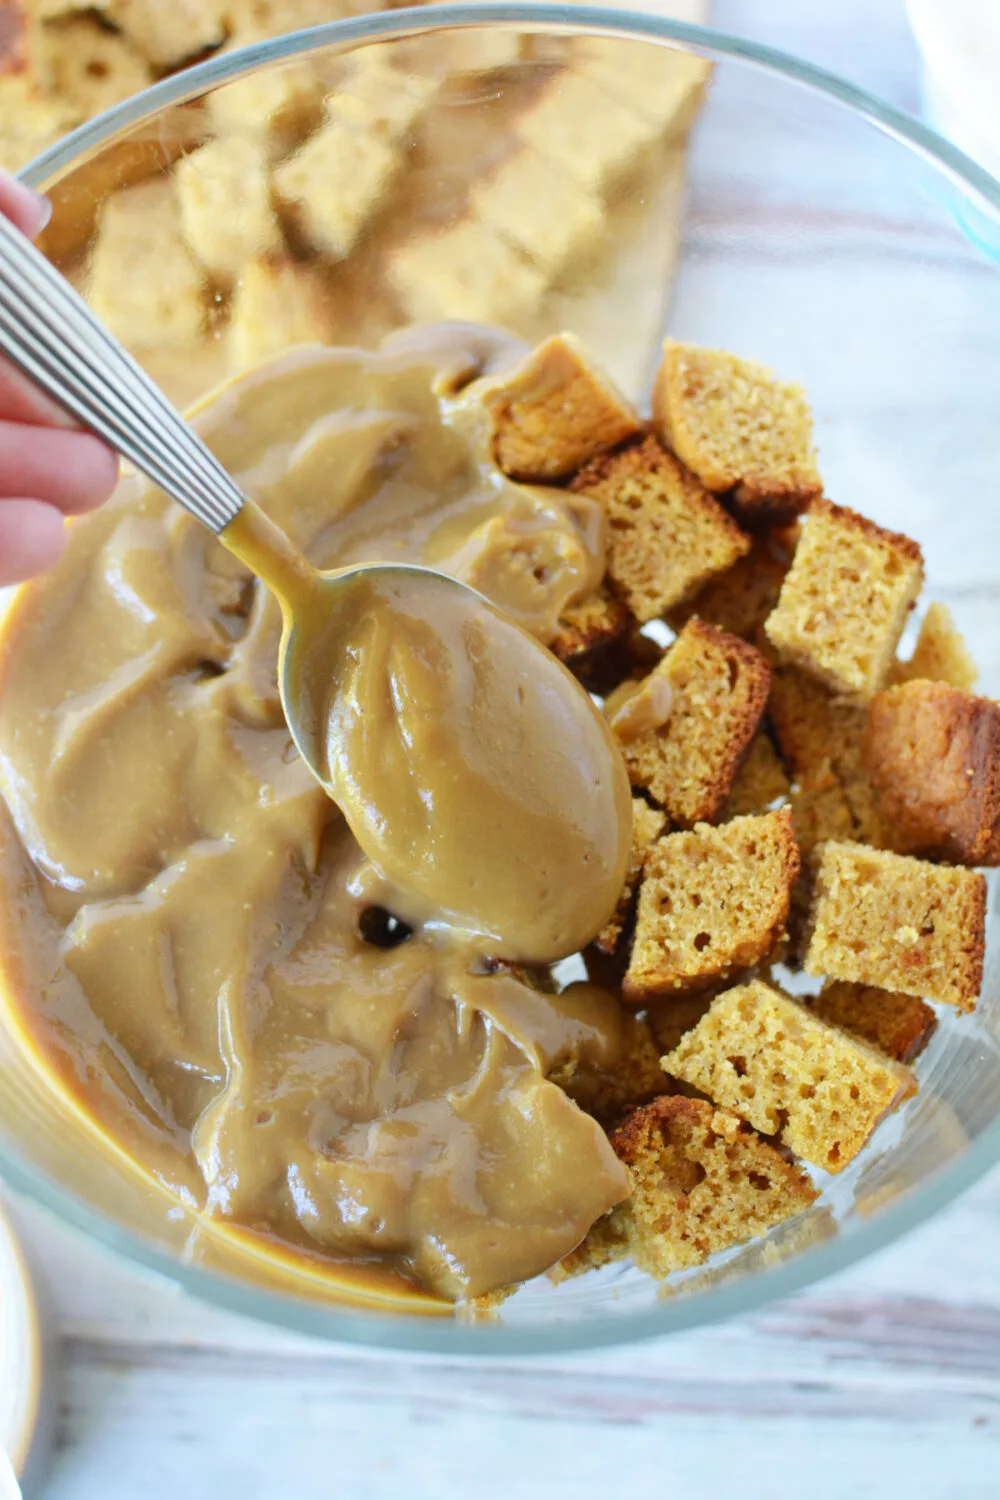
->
(8, 2), (1000, 1355)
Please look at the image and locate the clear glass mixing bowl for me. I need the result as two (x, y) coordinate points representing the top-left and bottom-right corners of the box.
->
(2, 4), (1000, 1354)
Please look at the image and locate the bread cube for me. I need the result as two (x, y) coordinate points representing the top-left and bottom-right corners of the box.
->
(478, 334), (642, 482)
(104, 0), (225, 67)
(515, 69), (661, 198)
(810, 981), (937, 1065)
(575, 42), (709, 132)
(329, 59), (437, 144)
(616, 618), (770, 824)
(864, 679), (1000, 865)
(226, 254), (331, 373)
(87, 180), (205, 348)
(891, 602), (978, 691)
(207, 41), (323, 152)
(606, 1095), (818, 1276)
(471, 145), (604, 278)
(273, 115), (401, 259)
(653, 339), (822, 525)
(766, 500), (924, 700)
(593, 796), (668, 955)
(570, 436), (750, 624)
(664, 980), (916, 1171)
(36, 14), (152, 119)
(176, 136), (282, 278)
(385, 218), (546, 328)
(804, 840), (986, 1011)
(549, 582), (633, 681)
(665, 534), (791, 653)
(723, 731), (790, 819)
(623, 808), (800, 999)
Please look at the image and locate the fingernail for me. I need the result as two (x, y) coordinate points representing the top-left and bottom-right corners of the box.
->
(7, 176), (52, 236)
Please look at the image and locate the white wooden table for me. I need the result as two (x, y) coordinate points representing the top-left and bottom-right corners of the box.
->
(14, 2), (1000, 1495)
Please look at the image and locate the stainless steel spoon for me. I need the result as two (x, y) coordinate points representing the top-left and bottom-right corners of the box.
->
(0, 210), (630, 959)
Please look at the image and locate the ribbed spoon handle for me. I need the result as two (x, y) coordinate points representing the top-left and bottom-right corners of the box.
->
(0, 210), (245, 534)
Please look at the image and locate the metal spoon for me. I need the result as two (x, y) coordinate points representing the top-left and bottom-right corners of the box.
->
(0, 210), (630, 960)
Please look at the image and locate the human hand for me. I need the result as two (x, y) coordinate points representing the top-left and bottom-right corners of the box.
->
(0, 171), (119, 585)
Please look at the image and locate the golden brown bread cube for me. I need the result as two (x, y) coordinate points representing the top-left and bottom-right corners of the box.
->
(665, 534), (791, 653)
(623, 808), (800, 1000)
(385, 218), (546, 329)
(549, 1009), (668, 1126)
(722, 731), (790, 819)
(328, 58), (437, 144)
(175, 136), (283, 279)
(664, 980), (916, 1172)
(87, 180), (205, 349)
(569, 436), (751, 624)
(646, 993), (716, 1057)
(769, 665), (892, 851)
(593, 797), (668, 955)
(548, 583), (634, 684)
(604, 1095), (818, 1277)
(574, 41), (710, 132)
(804, 840), (986, 1012)
(471, 146), (604, 279)
(864, 679), (1000, 865)
(226, 254), (331, 373)
(273, 114), (401, 259)
(810, 981), (937, 1065)
(653, 339), (822, 525)
(614, 618), (770, 825)
(515, 69), (664, 198)
(765, 500), (924, 701)
(206, 38), (323, 152)
(478, 334), (643, 483)
(103, 0), (226, 67)
(0, 72), (68, 171)
(34, 14), (152, 119)
(891, 603), (978, 691)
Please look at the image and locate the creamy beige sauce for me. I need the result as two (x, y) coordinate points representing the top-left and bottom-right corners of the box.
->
(0, 325), (634, 1302)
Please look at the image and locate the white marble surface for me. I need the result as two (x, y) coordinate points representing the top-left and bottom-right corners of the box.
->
(11, 1), (1000, 1496)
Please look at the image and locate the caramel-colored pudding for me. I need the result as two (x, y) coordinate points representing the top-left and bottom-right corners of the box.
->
(0, 325), (634, 1301)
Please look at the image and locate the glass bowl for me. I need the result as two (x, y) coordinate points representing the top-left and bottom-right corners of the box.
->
(2, 4), (1000, 1355)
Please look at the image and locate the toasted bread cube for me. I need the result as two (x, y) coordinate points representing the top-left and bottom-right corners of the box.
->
(575, 42), (709, 132)
(104, 0), (225, 67)
(623, 809), (800, 1000)
(864, 680), (1000, 865)
(653, 339), (822, 525)
(478, 334), (642, 483)
(36, 14), (152, 119)
(766, 500), (924, 700)
(207, 41), (324, 152)
(516, 70), (661, 198)
(723, 732), (790, 819)
(615, 619), (770, 824)
(87, 180), (205, 348)
(175, 136), (282, 279)
(273, 116), (401, 259)
(665, 535), (791, 652)
(594, 797), (668, 955)
(646, 993), (716, 1057)
(329, 60), (437, 144)
(891, 603), (978, 691)
(471, 146), (604, 278)
(549, 1006), (667, 1124)
(769, 665), (891, 850)
(603, 1095), (818, 1276)
(664, 981), (916, 1172)
(810, 981), (937, 1065)
(570, 436), (750, 624)
(804, 841), (986, 1011)
(226, 254), (331, 373)
(549, 582), (633, 682)
(385, 218), (546, 328)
